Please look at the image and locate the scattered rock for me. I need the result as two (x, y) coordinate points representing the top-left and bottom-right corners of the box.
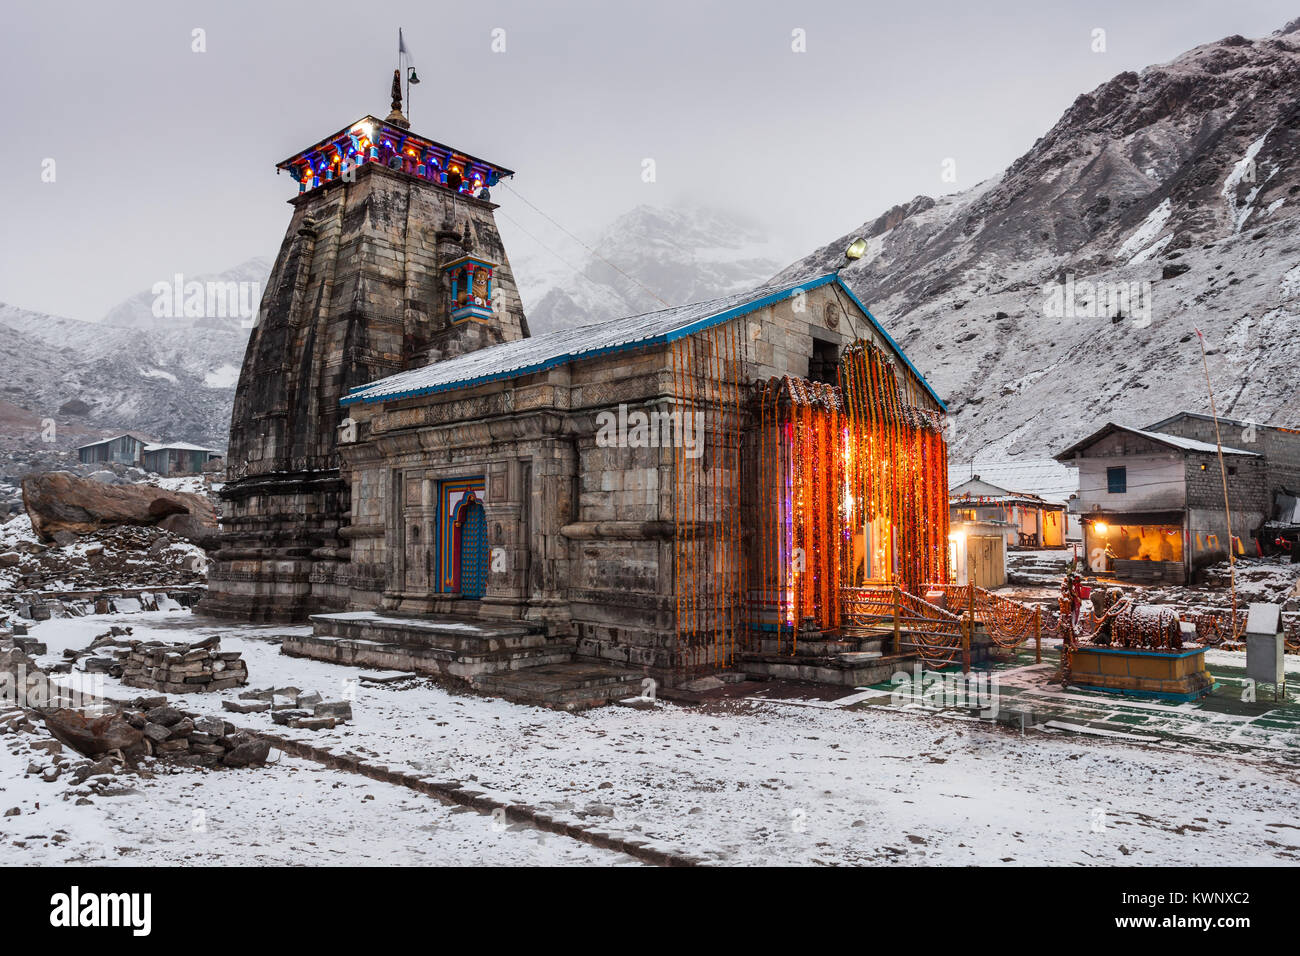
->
(313, 701), (352, 720)
(146, 705), (185, 727)
(221, 739), (272, 768)
(222, 700), (269, 714)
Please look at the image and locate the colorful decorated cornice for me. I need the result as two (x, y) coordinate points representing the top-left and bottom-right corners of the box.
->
(276, 115), (514, 199)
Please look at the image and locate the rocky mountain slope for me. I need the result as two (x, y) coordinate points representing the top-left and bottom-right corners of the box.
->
(773, 19), (1300, 461)
(513, 204), (785, 334)
(0, 256), (270, 481)
(0, 303), (246, 474)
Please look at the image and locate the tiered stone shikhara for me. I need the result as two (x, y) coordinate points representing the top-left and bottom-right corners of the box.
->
(202, 84), (528, 622)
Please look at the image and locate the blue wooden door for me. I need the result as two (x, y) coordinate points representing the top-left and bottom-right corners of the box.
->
(459, 500), (488, 599)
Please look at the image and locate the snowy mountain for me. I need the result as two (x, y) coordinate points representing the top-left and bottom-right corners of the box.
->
(0, 302), (246, 468)
(773, 19), (1300, 461)
(511, 205), (785, 334)
(0, 258), (273, 470)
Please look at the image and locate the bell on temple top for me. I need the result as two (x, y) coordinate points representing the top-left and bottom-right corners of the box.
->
(408, 68), (421, 85)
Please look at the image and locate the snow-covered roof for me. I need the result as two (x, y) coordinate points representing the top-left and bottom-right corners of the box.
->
(947, 458), (1079, 504)
(1055, 423), (1262, 460)
(341, 273), (947, 410)
(948, 476), (1064, 509)
(143, 442), (215, 453)
(1146, 411), (1300, 435)
(76, 432), (154, 451)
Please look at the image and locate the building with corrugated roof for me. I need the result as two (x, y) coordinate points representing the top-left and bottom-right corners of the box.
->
(1054, 418), (1275, 583)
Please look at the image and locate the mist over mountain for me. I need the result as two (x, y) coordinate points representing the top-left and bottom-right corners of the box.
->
(12, 17), (1300, 480)
(774, 19), (1300, 460)
(512, 204), (786, 334)
(99, 257), (272, 333)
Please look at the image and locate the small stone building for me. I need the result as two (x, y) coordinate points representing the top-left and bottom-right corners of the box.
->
(1055, 421), (1269, 582)
(142, 442), (218, 476)
(77, 433), (153, 467)
(948, 475), (1068, 548)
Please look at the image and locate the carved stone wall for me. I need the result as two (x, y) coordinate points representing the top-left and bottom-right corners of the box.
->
(340, 289), (892, 681)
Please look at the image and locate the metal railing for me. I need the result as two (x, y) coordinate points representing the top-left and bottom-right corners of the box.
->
(841, 585), (969, 670)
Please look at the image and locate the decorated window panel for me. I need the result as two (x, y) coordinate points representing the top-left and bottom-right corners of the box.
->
(444, 255), (497, 323)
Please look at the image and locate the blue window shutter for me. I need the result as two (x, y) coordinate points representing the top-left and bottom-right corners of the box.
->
(1107, 466), (1127, 494)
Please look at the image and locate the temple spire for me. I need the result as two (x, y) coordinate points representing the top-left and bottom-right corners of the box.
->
(385, 68), (409, 128)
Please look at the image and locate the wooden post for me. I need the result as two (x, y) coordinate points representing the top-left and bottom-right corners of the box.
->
(892, 587), (901, 657)
(1034, 606), (1042, 663)
(965, 585), (975, 674)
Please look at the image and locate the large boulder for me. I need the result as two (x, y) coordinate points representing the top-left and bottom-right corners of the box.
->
(42, 709), (145, 758)
(21, 471), (217, 547)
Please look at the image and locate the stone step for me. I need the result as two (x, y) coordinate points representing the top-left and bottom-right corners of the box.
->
(283, 631), (577, 682)
(754, 632), (889, 657)
(469, 661), (647, 712)
(310, 611), (543, 653)
(739, 650), (916, 687)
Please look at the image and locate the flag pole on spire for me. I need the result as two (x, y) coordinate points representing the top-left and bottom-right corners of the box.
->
(399, 28), (419, 125)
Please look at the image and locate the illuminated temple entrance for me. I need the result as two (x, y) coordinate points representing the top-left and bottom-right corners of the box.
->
(748, 343), (950, 645)
(754, 343), (956, 629)
(664, 324), (954, 680)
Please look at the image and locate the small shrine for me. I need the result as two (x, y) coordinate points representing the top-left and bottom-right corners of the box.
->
(445, 255), (496, 323)
(1056, 579), (1214, 701)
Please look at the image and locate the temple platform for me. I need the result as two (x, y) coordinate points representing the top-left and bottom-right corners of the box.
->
(1067, 644), (1214, 701)
(284, 611), (644, 710)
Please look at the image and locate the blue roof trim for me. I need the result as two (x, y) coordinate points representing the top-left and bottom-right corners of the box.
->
(341, 271), (947, 412)
(831, 275), (947, 411)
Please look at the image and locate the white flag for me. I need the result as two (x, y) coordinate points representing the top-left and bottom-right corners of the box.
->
(399, 28), (415, 68)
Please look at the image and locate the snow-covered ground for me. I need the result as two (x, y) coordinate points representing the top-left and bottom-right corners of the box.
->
(0, 736), (630, 866)
(9, 608), (1299, 866)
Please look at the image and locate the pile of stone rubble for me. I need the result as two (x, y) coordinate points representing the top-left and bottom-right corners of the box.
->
(0, 518), (208, 598)
(116, 702), (271, 768)
(0, 636), (273, 796)
(118, 635), (248, 693)
(223, 686), (353, 731)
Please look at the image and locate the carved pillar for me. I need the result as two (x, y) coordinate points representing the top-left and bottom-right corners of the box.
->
(479, 458), (529, 622)
(525, 426), (575, 634)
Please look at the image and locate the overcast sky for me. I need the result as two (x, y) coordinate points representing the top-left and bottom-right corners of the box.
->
(1, 0), (1294, 321)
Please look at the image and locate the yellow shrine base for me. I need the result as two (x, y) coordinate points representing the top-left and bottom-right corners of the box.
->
(1068, 645), (1213, 702)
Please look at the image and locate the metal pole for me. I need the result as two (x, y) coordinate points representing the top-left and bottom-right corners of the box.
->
(1196, 329), (1239, 637)
(962, 617), (971, 675)
(965, 585), (975, 674)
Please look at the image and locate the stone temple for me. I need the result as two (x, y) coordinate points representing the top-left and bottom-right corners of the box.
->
(203, 80), (955, 706)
